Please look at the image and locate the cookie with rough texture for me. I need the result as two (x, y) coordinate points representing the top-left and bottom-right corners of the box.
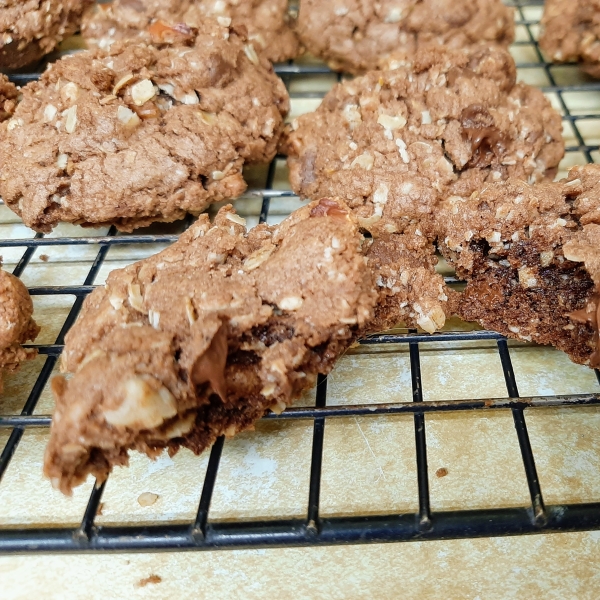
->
(82, 0), (300, 63)
(437, 164), (600, 367)
(44, 199), (376, 495)
(0, 75), (18, 121)
(365, 232), (458, 334)
(286, 45), (562, 333)
(0, 264), (40, 393)
(286, 45), (564, 239)
(540, 0), (600, 78)
(297, 0), (515, 75)
(0, 0), (94, 69)
(0, 19), (289, 233)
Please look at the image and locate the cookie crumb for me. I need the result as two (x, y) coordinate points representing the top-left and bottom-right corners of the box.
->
(96, 502), (105, 516)
(137, 492), (159, 507)
(436, 468), (448, 478)
(39, 254), (49, 262)
(138, 575), (162, 587)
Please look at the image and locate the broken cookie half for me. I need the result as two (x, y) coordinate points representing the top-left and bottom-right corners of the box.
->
(437, 164), (600, 368)
(44, 199), (376, 495)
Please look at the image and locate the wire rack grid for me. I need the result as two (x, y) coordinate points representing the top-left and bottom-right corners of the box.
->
(1, 0), (600, 554)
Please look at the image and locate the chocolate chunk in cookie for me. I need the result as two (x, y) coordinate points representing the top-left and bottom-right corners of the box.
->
(0, 0), (94, 69)
(82, 0), (300, 64)
(540, 0), (600, 78)
(0, 264), (40, 393)
(44, 200), (376, 495)
(0, 19), (289, 233)
(297, 0), (515, 75)
(437, 164), (600, 367)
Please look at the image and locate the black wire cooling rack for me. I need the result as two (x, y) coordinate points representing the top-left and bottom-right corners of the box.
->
(1, 0), (600, 554)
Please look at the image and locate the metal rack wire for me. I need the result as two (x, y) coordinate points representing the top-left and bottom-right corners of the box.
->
(1, 0), (600, 553)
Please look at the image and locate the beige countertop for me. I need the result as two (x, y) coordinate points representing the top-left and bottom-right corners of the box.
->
(3, 3), (600, 598)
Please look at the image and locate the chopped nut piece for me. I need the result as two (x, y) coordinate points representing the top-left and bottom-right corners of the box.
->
(279, 296), (304, 311)
(56, 153), (68, 170)
(103, 376), (177, 429)
(377, 114), (407, 134)
(44, 104), (58, 122)
(60, 82), (79, 103)
(117, 105), (141, 128)
(131, 79), (156, 106)
(6, 118), (23, 131)
(518, 267), (538, 288)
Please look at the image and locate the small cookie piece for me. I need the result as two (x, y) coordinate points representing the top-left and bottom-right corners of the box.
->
(437, 164), (600, 367)
(82, 0), (300, 63)
(44, 200), (376, 495)
(0, 264), (40, 393)
(540, 0), (600, 78)
(366, 232), (458, 334)
(297, 0), (515, 75)
(0, 20), (289, 233)
(0, 0), (94, 70)
(0, 75), (18, 122)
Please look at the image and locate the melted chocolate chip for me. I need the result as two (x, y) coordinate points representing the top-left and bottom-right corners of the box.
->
(310, 198), (348, 219)
(568, 290), (600, 368)
(191, 323), (228, 400)
(461, 105), (507, 168)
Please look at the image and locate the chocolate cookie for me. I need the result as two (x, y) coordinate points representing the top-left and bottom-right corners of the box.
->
(82, 0), (300, 63)
(297, 0), (515, 75)
(0, 0), (94, 70)
(285, 46), (562, 333)
(0, 20), (289, 233)
(437, 164), (600, 367)
(0, 264), (40, 393)
(44, 199), (376, 494)
(540, 0), (600, 78)
(286, 45), (563, 238)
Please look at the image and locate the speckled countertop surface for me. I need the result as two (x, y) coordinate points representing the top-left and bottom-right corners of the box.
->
(3, 3), (600, 598)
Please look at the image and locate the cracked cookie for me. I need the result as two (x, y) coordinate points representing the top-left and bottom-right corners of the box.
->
(286, 45), (563, 239)
(0, 263), (40, 394)
(43, 199), (376, 495)
(540, 0), (600, 78)
(285, 45), (562, 333)
(0, 0), (94, 69)
(437, 164), (600, 367)
(0, 19), (289, 233)
(297, 0), (515, 75)
(82, 0), (300, 64)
